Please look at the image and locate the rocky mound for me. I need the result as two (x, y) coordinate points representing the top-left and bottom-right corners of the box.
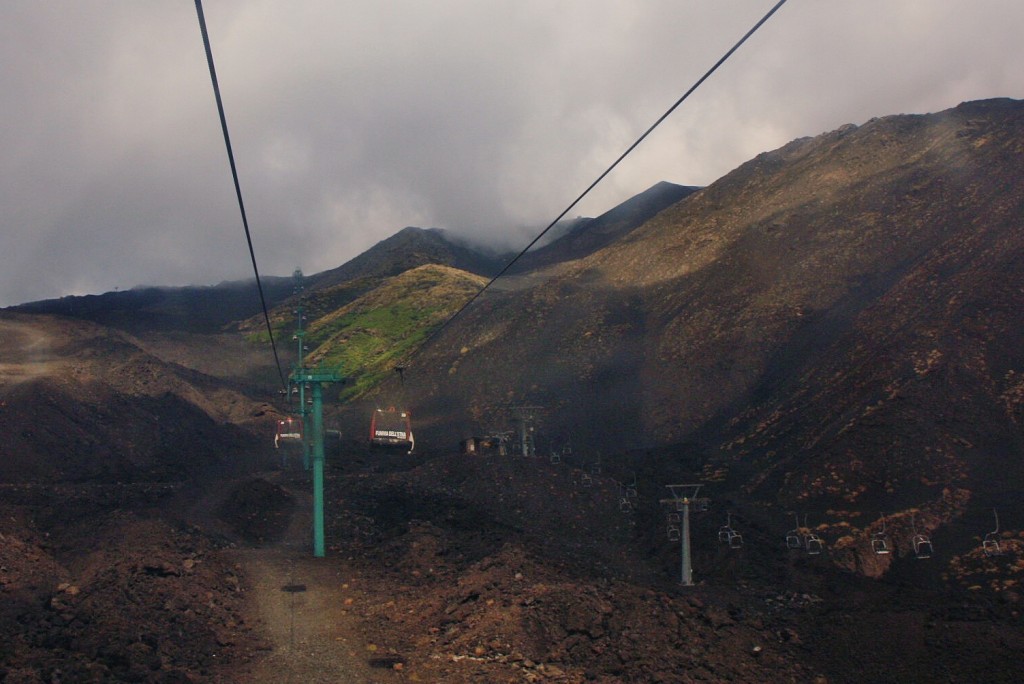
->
(0, 492), (262, 682)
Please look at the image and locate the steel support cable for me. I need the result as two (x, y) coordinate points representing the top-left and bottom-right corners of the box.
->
(194, 0), (287, 389)
(414, 0), (789, 357)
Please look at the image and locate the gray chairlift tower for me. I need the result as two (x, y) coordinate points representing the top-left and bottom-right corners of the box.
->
(510, 405), (542, 458)
(661, 484), (709, 586)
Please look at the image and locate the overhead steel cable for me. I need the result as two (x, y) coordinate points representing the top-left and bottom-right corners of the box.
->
(194, 0), (287, 389)
(414, 0), (790, 357)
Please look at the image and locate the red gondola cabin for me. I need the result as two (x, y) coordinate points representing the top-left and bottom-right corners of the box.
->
(274, 417), (303, 448)
(369, 407), (414, 453)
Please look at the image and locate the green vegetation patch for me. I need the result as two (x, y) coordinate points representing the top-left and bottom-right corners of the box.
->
(306, 265), (486, 400)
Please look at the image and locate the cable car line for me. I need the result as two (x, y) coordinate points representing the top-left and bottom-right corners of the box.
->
(194, 0), (287, 390)
(412, 0), (790, 361)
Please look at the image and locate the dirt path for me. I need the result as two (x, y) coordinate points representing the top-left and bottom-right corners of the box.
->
(226, 479), (402, 684)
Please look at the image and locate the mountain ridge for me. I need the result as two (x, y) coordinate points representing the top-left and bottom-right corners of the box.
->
(398, 98), (1024, 554)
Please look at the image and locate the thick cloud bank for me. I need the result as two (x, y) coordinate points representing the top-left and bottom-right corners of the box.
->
(2, 0), (1022, 305)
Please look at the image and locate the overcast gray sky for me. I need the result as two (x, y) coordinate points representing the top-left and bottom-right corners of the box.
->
(2, 1), (1022, 306)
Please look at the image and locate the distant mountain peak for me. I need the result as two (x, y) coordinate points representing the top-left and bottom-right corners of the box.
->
(511, 181), (701, 272)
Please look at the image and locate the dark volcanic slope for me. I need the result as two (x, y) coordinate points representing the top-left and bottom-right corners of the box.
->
(239, 226), (508, 344)
(10, 279), (295, 335)
(306, 226), (506, 293)
(9, 227), (502, 338)
(0, 313), (276, 483)
(512, 180), (700, 272)
(411, 98), (1024, 551)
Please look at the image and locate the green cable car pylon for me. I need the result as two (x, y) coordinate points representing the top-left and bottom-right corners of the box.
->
(287, 270), (344, 557)
(291, 365), (343, 558)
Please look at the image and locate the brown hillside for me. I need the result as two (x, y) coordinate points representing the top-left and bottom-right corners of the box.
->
(416, 99), (1023, 438)
(409, 98), (1024, 562)
(0, 313), (276, 483)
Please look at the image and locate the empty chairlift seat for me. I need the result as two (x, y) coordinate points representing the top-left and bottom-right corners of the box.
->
(786, 513), (824, 554)
(871, 514), (890, 555)
(718, 512), (743, 549)
(804, 532), (824, 555)
(910, 513), (933, 560)
(983, 509), (1003, 557)
(802, 514), (824, 555)
(785, 512), (803, 549)
(871, 531), (890, 555)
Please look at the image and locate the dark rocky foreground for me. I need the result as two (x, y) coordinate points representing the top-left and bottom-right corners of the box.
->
(5, 444), (1022, 683)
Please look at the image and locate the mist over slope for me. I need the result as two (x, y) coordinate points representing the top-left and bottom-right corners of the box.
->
(404, 98), (1024, 537)
(510, 180), (701, 272)
(0, 314), (274, 483)
(10, 279), (296, 335)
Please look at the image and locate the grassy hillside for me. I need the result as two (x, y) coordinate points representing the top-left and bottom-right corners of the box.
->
(304, 264), (486, 400)
(240, 276), (379, 345)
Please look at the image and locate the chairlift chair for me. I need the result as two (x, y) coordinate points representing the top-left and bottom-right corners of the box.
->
(580, 473), (592, 488)
(983, 508), (1003, 557)
(911, 513), (933, 559)
(719, 512), (743, 548)
(871, 514), (890, 555)
(785, 512), (803, 549)
(619, 497), (633, 513)
(802, 514), (824, 555)
(982, 536), (1002, 557)
(626, 473), (638, 499)
(718, 512), (735, 543)
(549, 450), (561, 465)
(804, 533), (824, 555)
(667, 524), (681, 542)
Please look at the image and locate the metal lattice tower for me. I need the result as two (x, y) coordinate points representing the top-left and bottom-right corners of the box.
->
(660, 484), (710, 586)
(510, 405), (542, 458)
